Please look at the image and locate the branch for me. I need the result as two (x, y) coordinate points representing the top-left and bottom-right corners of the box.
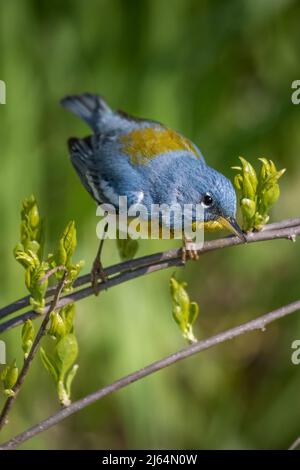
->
(0, 217), (299, 335)
(1, 297), (300, 449)
(0, 269), (67, 430)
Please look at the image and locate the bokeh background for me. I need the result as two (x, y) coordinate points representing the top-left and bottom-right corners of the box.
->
(1, 0), (300, 450)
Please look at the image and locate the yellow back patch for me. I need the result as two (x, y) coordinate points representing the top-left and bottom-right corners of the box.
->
(120, 127), (199, 165)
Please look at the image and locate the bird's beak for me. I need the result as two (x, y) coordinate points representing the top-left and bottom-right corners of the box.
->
(219, 216), (247, 242)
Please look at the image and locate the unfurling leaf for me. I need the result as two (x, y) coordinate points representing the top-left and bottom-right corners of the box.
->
(232, 157), (285, 231)
(240, 198), (256, 220)
(48, 311), (66, 340)
(60, 304), (75, 335)
(14, 196), (82, 407)
(21, 320), (35, 358)
(40, 331), (79, 407)
(49, 221), (84, 292)
(188, 302), (199, 326)
(54, 333), (78, 381)
(170, 277), (199, 344)
(64, 260), (85, 293)
(48, 305), (76, 340)
(54, 221), (77, 267)
(0, 360), (18, 396)
(54, 334), (78, 406)
(65, 364), (79, 398)
(40, 347), (59, 383)
(14, 197), (48, 312)
(19, 195), (44, 259)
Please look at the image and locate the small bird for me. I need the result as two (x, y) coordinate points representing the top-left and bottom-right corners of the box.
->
(61, 93), (245, 291)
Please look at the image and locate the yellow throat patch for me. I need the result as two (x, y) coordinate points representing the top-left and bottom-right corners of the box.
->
(120, 127), (199, 165)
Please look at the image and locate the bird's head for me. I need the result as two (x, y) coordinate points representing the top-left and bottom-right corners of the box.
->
(192, 165), (246, 240)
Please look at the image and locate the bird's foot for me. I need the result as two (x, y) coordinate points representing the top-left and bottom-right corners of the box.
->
(181, 240), (199, 263)
(91, 257), (107, 296)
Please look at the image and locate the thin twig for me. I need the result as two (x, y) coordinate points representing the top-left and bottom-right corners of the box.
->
(1, 217), (299, 322)
(39, 265), (66, 284)
(0, 259), (182, 333)
(0, 268), (67, 431)
(1, 297), (300, 449)
(0, 218), (299, 334)
(1, 217), (299, 320)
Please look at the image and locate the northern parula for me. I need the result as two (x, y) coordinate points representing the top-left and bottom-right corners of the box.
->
(61, 93), (245, 289)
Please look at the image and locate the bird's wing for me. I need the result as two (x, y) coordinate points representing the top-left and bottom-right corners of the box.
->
(68, 136), (104, 203)
(68, 135), (147, 207)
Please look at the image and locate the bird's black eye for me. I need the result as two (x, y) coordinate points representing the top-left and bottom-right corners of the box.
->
(203, 193), (213, 207)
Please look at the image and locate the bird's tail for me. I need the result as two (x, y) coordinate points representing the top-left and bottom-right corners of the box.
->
(60, 93), (112, 133)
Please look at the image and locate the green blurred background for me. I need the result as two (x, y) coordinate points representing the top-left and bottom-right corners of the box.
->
(1, 0), (300, 450)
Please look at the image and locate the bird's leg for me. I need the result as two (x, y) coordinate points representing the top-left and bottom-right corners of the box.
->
(91, 223), (108, 296)
(181, 236), (199, 262)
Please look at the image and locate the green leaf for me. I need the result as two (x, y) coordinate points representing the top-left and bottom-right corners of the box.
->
(65, 364), (79, 397)
(170, 277), (190, 320)
(231, 166), (242, 171)
(172, 305), (183, 327)
(54, 334), (78, 381)
(188, 302), (199, 325)
(48, 311), (66, 340)
(170, 277), (199, 344)
(49, 221), (83, 292)
(40, 331), (78, 406)
(60, 304), (75, 335)
(19, 195), (44, 258)
(40, 347), (59, 383)
(21, 320), (35, 358)
(64, 260), (84, 292)
(240, 198), (256, 221)
(261, 184), (280, 210)
(3, 360), (18, 390)
(0, 366), (8, 382)
(55, 221), (77, 267)
(232, 157), (285, 232)
(233, 174), (243, 190)
(25, 263), (48, 313)
(14, 249), (40, 270)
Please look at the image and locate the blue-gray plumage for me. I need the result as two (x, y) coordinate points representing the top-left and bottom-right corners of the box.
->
(61, 93), (245, 240)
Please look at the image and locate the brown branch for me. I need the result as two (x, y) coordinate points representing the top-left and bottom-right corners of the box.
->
(1, 297), (300, 449)
(0, 217), (299, 335)
(0, 269), (67, 431)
